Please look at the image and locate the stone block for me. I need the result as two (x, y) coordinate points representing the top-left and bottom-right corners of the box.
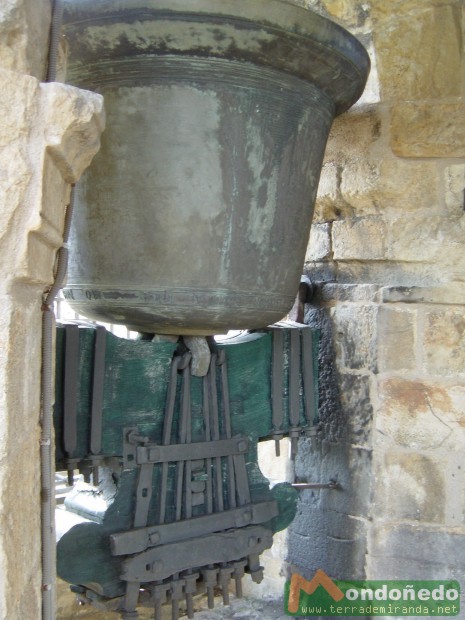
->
(339, 159), (380, 214)
(447, 451), (465, 526)
(320, 0), (368, 27)
(305, 223), (331, 261)
(0, 67), (103, 620)
(320, 283), (381, 304)
(370, 0), (463, 13)
(376, 377), (465, 451)
(391, 103), (465, 158)
(376, 377), (465, 450)
(323, 107), (383, 165)
(377, 305), (416, 372)
(373, 451), (446, 523)
(40, 81), (105, 184)
(445, 164), (465, 215)
(303, 307), (343, 442)
(0, 0), (52, 79)
(335, 263), (436, 295)
(314, 111), (396, 220)
(369, 523), (465, 580)
(330, 303), (378, 371)
(386, 215), (465, 268)
(295, 440), (374, 518)
(381, 283), (465, 305)
(339, 373), (373, 447)
(314, 161), (349, 223)
(372, 3), (463, 100)
(332, 217), (387, 260)
(288, 508), (368, 580)
(0, 69), (104, 286)
(302, 260), (337, 284)
(423, 308), (465, 376)
(378, 159), (439, 211)
(337, 158), (440, 215)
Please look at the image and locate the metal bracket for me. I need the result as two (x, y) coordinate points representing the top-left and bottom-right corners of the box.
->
(136, 435), (249, 465)
(110, 500), (278, 556)
(122, 427), (143, 469)
(120, 524), (273, 583)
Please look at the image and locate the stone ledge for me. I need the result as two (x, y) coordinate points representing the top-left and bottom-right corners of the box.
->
(381, 283), (465, 305)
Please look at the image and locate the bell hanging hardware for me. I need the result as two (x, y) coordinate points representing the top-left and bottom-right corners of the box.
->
(54, 0), (369, 617)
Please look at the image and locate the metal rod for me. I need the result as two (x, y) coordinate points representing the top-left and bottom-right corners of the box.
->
(292, 482), (341, 490)
(289, 329), (301, 459)
(90, 325), (106, 455)
(203, 377), (213, 515)
(63, 324), (80, 459)
(271, 329), (284, 456)
(209, 354), (223, 513)
(41, 182), (75, 620)
(159, 355), (182, 525)
(219, 350), (236, 509)
(134, 463), (154, 528)
(176, 355), (191, 521)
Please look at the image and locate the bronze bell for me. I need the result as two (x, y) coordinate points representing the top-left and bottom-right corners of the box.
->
(61, 0), (369, 335)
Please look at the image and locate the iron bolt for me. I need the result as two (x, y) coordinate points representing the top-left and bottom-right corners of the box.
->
(237, 440), (247, 452)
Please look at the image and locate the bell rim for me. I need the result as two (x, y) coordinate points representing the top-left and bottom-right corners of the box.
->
(62, 0), (370, 115)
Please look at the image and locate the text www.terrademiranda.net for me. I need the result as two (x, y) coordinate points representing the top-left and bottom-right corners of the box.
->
(298, 604), (460, 615)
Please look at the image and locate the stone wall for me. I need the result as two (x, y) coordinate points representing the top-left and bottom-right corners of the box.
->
(1, 0), (464, 617)
(286, 0), (465, 600)
(0, 1), (104, 618)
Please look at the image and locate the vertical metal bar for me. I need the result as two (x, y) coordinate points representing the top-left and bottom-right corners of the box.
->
(218, 350), (236, 510)
(184, 365), (193, 520)
(154, 598), (163, 620)
(175, 356), (191, 521)
(162, 356), (182, 445)
(63, 324), (80, 469)
(121, 581), (140, 619)
(90, 325), (106, 455)
(203, 376), (213, 515)
(271, 329), (284, 456)
(159, 356), (182, 525)
(209, 354), (224, 513)
(289, 328), (301, 459)
(134, 462), (154, 528)
(233, 454), (251, 506)
(90, 325), (106, 484)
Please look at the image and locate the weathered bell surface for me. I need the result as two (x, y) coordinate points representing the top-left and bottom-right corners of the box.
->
(61, 0), (369, 335)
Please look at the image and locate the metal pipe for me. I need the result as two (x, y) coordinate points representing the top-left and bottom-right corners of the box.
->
(292, 482), (341, 490)
(41, 181), (75, 620)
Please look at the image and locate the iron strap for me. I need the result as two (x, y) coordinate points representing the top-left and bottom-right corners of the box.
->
(110, 499), (278, 556)
(63, 324), (80, 458)
(136, 435), (249, 465)
(120, 524), (273, 583)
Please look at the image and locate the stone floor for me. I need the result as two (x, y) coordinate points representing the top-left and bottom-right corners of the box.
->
(192, 596), (289, 619)
(57, 580), (289, 620)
